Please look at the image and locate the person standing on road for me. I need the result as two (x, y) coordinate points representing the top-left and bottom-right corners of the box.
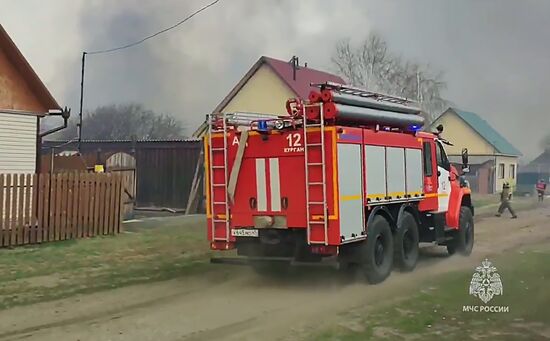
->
(536, 179), (547, 202)
(496, 182), (518, 219)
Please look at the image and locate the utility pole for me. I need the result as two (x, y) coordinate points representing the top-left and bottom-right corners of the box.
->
(416, 71), (421, 103)
(78, 52), (87, 152)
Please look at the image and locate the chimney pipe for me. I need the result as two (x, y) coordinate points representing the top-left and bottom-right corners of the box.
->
(290, 55), (299, 81)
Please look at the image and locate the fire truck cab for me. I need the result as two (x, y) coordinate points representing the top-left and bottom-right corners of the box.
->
(205, 82), (473, 284)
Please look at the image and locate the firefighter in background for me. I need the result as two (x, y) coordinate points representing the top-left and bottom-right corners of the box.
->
(495, 182), (518, 219)
(536, 179), (547, 202)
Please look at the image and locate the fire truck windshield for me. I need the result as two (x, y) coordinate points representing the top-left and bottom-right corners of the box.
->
(436, 140), (451, 171)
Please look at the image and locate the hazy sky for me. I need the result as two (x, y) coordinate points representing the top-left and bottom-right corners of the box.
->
(1, 0), (548, 159)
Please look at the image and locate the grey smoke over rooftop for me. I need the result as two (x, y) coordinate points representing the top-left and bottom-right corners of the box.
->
(2, 0), (549, 159)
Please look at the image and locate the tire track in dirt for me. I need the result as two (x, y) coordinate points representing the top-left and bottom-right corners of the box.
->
(0, 207), (549, 341)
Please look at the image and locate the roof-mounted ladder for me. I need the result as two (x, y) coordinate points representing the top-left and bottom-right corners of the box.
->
(312, 81), (416, 106)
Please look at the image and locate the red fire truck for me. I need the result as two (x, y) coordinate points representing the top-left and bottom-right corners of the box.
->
(205, 82), (473, 284)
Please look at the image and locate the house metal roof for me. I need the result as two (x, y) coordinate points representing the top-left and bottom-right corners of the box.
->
(214, 56), (345, 112)
(263, 56), (345, 99)
(442, 108), (522, 156)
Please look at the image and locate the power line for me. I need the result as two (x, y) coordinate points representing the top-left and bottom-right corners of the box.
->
(78, 0), (222, 151)
(86, 0), (222, 55)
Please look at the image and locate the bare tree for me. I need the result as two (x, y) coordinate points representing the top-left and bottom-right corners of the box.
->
(56, 103), (185, 140)
(331, 33), (450, 122)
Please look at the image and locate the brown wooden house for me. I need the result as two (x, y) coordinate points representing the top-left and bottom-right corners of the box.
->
(0, 24), (61, 174)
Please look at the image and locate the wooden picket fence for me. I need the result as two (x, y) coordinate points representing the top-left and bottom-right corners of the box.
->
(0, 172), (123, 247)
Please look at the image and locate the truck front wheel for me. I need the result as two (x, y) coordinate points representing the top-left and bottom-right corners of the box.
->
(361, 215), (394, 284)
(393, 211), (419, 272)
(447, 206), (474, 256)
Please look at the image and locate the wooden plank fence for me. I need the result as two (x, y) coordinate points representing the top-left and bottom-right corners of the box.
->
(0, 172), (123, 248)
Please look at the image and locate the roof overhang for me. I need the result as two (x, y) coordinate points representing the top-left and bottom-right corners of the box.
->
(0, 24), (61, 111)
(0, 108), (47, 117)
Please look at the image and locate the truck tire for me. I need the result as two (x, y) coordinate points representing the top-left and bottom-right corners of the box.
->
(447, 206), (474, 256)
(361, 215), (394, 284)
(393, 211), (419, 272)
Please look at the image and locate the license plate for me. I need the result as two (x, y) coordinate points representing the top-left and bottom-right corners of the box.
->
(231, 229), (259, 237)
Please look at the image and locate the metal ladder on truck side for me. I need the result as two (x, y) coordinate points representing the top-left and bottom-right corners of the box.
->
(208, 113), (230, 242)
(303, 103), (329, 245)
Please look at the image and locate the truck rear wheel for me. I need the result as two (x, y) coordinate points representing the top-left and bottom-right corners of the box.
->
(393, 211), (419, 272)
(447, 206), (474, 256)
(361, 215), (394, 284)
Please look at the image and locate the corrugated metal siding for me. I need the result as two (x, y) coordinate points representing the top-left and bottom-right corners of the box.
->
(41, 140), (203, 209)
(135, 146), (201, 208)
(0, 112), (37, 173)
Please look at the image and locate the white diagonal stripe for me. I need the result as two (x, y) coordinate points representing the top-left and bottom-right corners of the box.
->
(255, 158), (267, 211)
(270, 158), (281, 211)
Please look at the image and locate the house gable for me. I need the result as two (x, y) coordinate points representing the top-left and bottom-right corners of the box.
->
(441, 107), (521, 156)
(215, 56), (346, 114)
(432, 110), (496, 156)
(220, 64), (296, 115)
(0, 24), (59, 113)
(0, 47), (44, 113)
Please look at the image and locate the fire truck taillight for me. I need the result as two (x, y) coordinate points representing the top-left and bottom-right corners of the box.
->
(311, 245), (338, 255)
(281, 197), (288, 209)
(249, 197), (257, 209)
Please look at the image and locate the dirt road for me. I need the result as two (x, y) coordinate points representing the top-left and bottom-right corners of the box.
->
(1, 207), (549, 341)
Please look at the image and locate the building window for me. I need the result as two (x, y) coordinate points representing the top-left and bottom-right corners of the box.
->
(509, 164), (516, 179)
(423, 142), (433, 177)
(498, 163), (505, 179)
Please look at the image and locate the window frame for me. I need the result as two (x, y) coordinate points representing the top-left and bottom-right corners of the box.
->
(435, 140), (451, 171)
(423, 142), (433, 177)
(498, 163), (505, 179)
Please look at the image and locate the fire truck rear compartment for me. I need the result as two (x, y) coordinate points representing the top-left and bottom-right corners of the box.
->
(231, 150), (307, 229)
(227, 129), (339, 244)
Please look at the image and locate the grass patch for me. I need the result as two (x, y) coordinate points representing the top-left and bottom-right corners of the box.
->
(310, 244), (550, 340)
(472, 194), (500, 208)
(0, 215), (214, 310)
